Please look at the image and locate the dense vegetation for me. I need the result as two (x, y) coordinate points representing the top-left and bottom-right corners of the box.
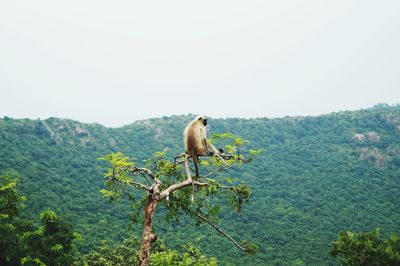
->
(0, 104), (399, 265)
(331, 228), (400, 265)
(0, 174), (80, 265)
(0, 175), (217, 265)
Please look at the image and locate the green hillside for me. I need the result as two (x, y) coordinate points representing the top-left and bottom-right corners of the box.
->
(1, 105), (399, 265)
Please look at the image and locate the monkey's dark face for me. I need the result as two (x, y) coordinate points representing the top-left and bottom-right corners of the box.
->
(198, 116), (208, 126)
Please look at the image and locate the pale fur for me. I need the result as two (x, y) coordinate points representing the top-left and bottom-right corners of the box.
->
(183, 115), (229, 202)
(184, 115), (209, 158)
(183, 115), (209, 202)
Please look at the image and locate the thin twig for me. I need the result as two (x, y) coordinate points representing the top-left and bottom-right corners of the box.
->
(220, 154), (251, 163)
(173, 154), (186, 166)
(141, 173), (152, 186)
(174, 159), (186, 165)
(194, 213), (246, 252)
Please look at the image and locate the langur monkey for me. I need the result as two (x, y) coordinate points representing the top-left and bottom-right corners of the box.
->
(183, 115), (227, 201)
(183, 115), (226, 176)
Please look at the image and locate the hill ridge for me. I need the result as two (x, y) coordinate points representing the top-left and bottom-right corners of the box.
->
(0, 105), (399, 265)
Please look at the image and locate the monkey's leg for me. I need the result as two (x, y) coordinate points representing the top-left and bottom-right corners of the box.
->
(185, 153), (197, 203)
(184, 153), (192, 180)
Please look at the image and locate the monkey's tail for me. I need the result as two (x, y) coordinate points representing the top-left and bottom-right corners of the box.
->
(191, 180), (195, 203)
(191, 154), (199, 203)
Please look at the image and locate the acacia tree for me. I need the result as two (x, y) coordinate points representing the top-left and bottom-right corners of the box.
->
(99, 133), (259, 266)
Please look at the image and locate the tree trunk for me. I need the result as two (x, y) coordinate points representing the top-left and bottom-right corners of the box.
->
(139, 191), (159, 266)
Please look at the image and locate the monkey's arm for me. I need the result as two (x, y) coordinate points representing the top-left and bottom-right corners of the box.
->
(206, 140), (219, 155)
(203, 138), (212, 155)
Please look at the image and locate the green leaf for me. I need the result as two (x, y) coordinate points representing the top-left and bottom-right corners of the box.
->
(385, 245), (393, 255)
(51, 244), (64, 252)
(39, 210), (57, 221)
(209, 205), (221, 216)
(346, 231), (354, 240)
(390, 233), (398, 242)
(73, 232), (83, 241)
(224, 177), (234, 183)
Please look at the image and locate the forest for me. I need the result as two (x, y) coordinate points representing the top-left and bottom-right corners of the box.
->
(1, 104), (400, 265)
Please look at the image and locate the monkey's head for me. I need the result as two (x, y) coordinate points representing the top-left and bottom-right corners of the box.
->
(196, 115), (208, 126)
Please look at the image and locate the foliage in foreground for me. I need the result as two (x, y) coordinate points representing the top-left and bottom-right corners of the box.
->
(0, 174), (80, 266)
(331, 228), (400, 265)
(1, 174), (217, 265)
(81, 236), (217, 266)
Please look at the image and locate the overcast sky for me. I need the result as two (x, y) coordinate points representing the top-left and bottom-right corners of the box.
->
(0, 1), (399, 127)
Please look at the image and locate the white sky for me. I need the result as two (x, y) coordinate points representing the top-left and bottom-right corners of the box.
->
(0, 1), (399, 127)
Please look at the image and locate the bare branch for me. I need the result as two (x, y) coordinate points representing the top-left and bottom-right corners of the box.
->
(111, 177), (151, 191)
(194, 213), (247, 252)
(109, 166), (160, 191)
(109, 165), (157, 190)
(159, 179), (191, 200)
(158, 180), (210, 200)
(159, 179), (234, 200)
(135, 167), (157, 180)
(194, 180), (233, 190)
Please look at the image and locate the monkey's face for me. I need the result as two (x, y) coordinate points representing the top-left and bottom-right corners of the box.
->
(198, 116), (208, 126)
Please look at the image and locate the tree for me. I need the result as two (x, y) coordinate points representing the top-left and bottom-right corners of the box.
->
(331, 228), (400, 265)
(99, 133), (259, 266)
(81, 236), (217, 266)
(0, 174), (32, 265)
(23, 210), (81, 266)
(81, 237), (140, 265)
(0, 174), (81, 266)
